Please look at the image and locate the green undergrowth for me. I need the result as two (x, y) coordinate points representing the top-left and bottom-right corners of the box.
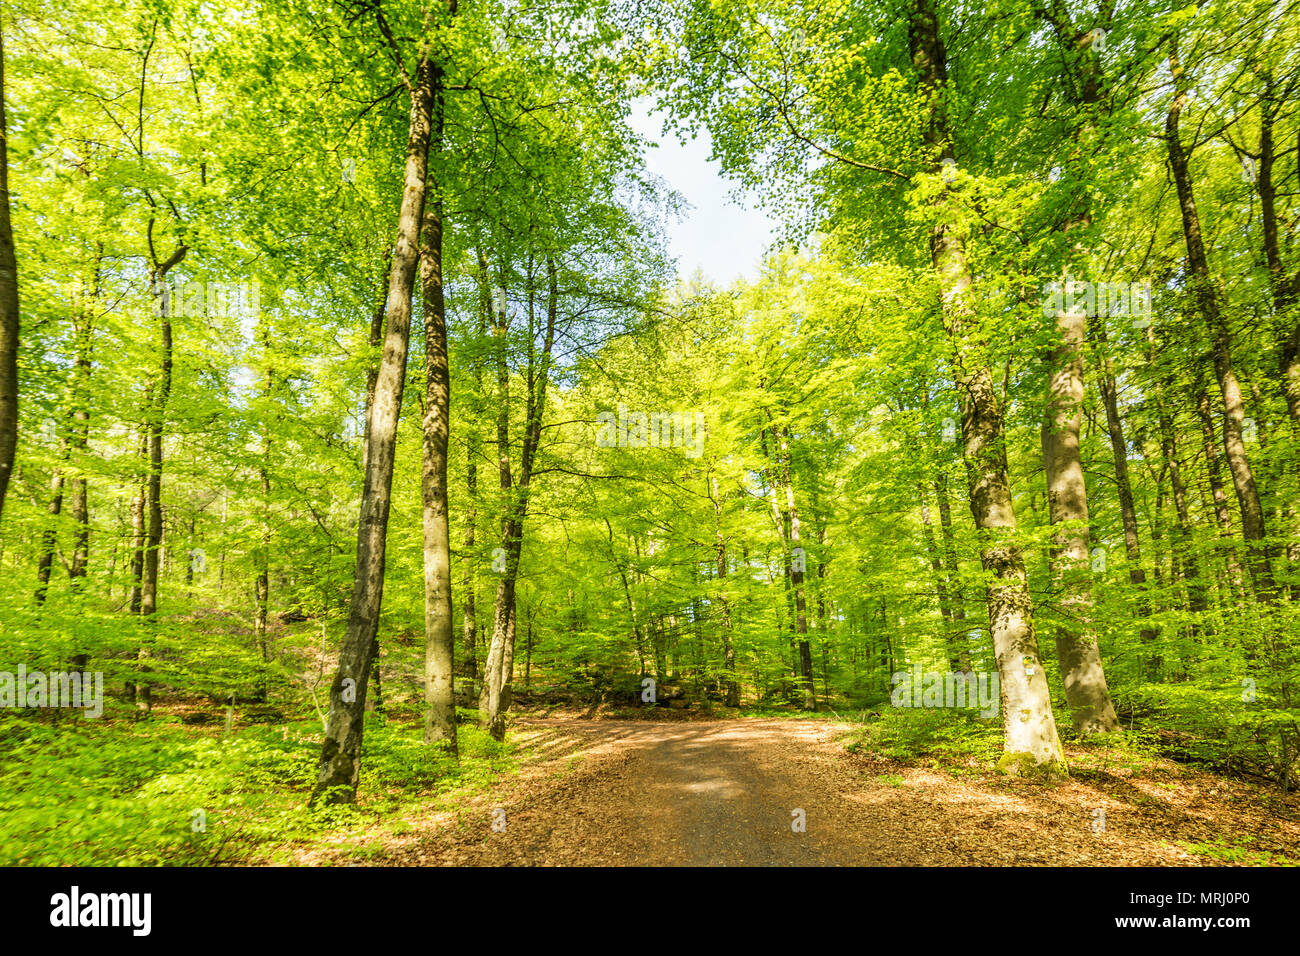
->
(0, 711), (515, 866)
(1177, 836), (1299, 867)
(843, 708), (1213, 782)
(844, 708), (1005, 774)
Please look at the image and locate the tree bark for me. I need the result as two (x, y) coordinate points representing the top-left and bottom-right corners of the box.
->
(934, 472), (970, 665)
(0, 17), (19, 523)
(1166, 40), (1274, 605)
(919, 483), (966, 671)
(311, 53), (437, 805)
(780, 426), (815, 710)
(711, 475), (740, 707)
(1033, 6), (1118, 734)
(1256, 72), (1300, 437)
(419, 63), (457, 752)
(910, 0), (1065, 772)
(1094, 317), (1158, 670)
(35, 468), (65, 605)
(67, 250), (99, 598)
(134, 243), (186, 715)
(480, 256), (557, 739)
(1041, 298), (1119, 733)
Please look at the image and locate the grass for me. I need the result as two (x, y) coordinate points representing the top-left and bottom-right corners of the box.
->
(1177, 836), (1299, 867)
(0, 709), (515, 866)
(844, 708), (1004, 772)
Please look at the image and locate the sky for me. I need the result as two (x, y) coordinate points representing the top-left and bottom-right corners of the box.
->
(627, 97), (782, 287)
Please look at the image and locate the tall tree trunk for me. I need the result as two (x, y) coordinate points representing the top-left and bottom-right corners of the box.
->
(460, 248), (494, 683)
(480, 256), (557, 738)
(1042, 300), (1119, 734)
(1166, 39), (1275, 603)
(1094, 318), (1158, 672)
(1195, 384), (1244, 592)
(35, 468), (65, 605)
(1156, 388), (1206, 621)
(419, 65), (456, 752)
(1256, 72), (1300, 437)
(135, 244), (185, 715)
(0, 17), (19, 523)
(1033, 7), (1119, 734)
(461, 453), (478, 681)
(934, 471), (970, 667)
(254, 458), (271, 703)
(712, 476), (739, 707)
(479, 254), (514, 737)
(253, 315), (275, 704)
(919, 484), (964, 670)
(128, 426), (148, 617)
(359, 252), (391, 698)
(67, 250), (99, 603)
(311, 53), (437, 805)
(911, 0), (1065, 772)
(780, 426), (815, 710)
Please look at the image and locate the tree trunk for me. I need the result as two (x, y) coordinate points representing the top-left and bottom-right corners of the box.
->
(479, 253), (514, 737)
(910, 0), (1065, 772)
(128, 426), (148, 617)
(419, 65), (457, 752)
(311, 54), (437, 805)
(1156, 388), (1206, 620)
(480, 256), (557, 738)
(1165, 39), (1275, 603)
(35, 468), (65, 605)
(1094, 319), (1158, 672)
(934, 472), (971, 667)
(1031, 0), (1119, 734)
(1256, 72), (1300, 437)
(254, 458), (271, 703)
(780, 427), (815, 710)
(67, 252), (98, 600)
(712, 476), (739, 707)
(0, 18), (19, 523)
(1041, 299), (1119, 733)
(135, 246), (184, 716)
(919, 484), (964, 670)
(460, 248), (494, 683)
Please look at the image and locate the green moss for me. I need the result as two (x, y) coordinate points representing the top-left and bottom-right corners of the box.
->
(996, 749), (1068, 779)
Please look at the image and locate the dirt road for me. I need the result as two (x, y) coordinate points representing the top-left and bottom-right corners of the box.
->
(350, 717), (1300, 867)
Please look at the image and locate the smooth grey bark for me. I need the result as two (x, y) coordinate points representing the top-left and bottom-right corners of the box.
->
(1166, 40), (1275, 603)
(68, 250), (100, 597)
(1035, 5), (1119, 734)
(910, 0), (1065, 772)
(419, 66), (456, 751)
(312, 53), (437, 805)
(1041, 299), (1119, 733)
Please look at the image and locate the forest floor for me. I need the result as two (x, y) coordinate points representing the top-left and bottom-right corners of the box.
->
(298, 717), (1300, 866)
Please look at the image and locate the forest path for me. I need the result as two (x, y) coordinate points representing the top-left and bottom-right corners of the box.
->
(352, 717), (1298, 866)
